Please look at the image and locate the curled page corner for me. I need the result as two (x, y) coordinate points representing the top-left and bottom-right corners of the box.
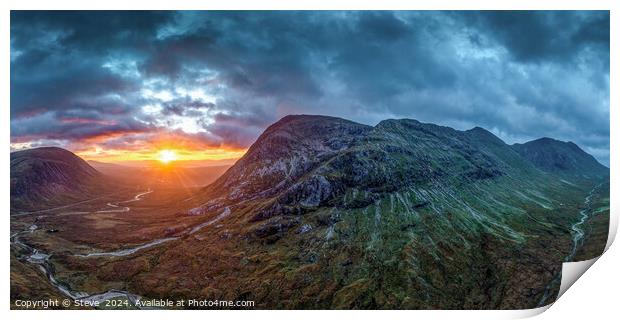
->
(557, 257), (599, 300)
(474, 305), (551, 320)
(515, 305), (552, 319)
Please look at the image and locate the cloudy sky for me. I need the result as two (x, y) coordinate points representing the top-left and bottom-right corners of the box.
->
(10, 11), (610, 165)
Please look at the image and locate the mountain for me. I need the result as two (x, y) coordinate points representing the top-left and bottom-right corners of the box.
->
(201, 115), (373, 208)
(166, 115), (608, 309)
(195, 115), (557, 216)
(10, 147), (105, 212)
(512, 137), (608, 177)
(89, 160), (230, 188)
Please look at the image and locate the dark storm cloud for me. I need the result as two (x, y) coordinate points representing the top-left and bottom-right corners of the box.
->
(10, 11), (170, 115)
(10, 11), (173, 51)
(10, 11), (610, 165)
(460, 11), (610, 63)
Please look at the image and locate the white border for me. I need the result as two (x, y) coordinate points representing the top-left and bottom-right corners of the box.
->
(2, 1), (616, 320)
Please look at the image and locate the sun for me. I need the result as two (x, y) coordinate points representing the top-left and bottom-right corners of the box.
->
(157, 149), (177, 164)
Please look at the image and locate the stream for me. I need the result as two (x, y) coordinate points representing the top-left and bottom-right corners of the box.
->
(75, 237), (178, 258)
(536, 183), (602, 307)
(96, 190), (153, 213)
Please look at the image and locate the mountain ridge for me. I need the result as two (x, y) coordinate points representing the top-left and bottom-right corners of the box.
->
(167, 114), (609, 308)
(198, 114), (607, 212)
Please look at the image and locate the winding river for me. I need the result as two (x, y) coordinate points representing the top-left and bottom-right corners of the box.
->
(537, 183), (602, 307)
(11, 224), (144, 306)
(11, 190), (231, 309)
(76, 237), (178, 258)
(10, 191), (157, 308)
(96, 190), (153, 213)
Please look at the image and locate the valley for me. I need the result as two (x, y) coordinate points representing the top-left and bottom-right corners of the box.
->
(10, 115), (610, 310)
(10, 187), (210, 309)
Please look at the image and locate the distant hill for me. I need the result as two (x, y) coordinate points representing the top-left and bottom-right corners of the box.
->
(10, 147), (106, 211)
(512, 137), (608, 177)
(88, 160), (230, 188)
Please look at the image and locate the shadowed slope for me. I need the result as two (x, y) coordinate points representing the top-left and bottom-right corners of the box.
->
(11, 147), (106, 211)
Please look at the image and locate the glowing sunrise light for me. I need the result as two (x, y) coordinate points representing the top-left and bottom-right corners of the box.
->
(157, 149), (178, 164)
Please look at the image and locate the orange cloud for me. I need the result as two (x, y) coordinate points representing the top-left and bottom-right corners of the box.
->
(71, 129), (248, 165)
